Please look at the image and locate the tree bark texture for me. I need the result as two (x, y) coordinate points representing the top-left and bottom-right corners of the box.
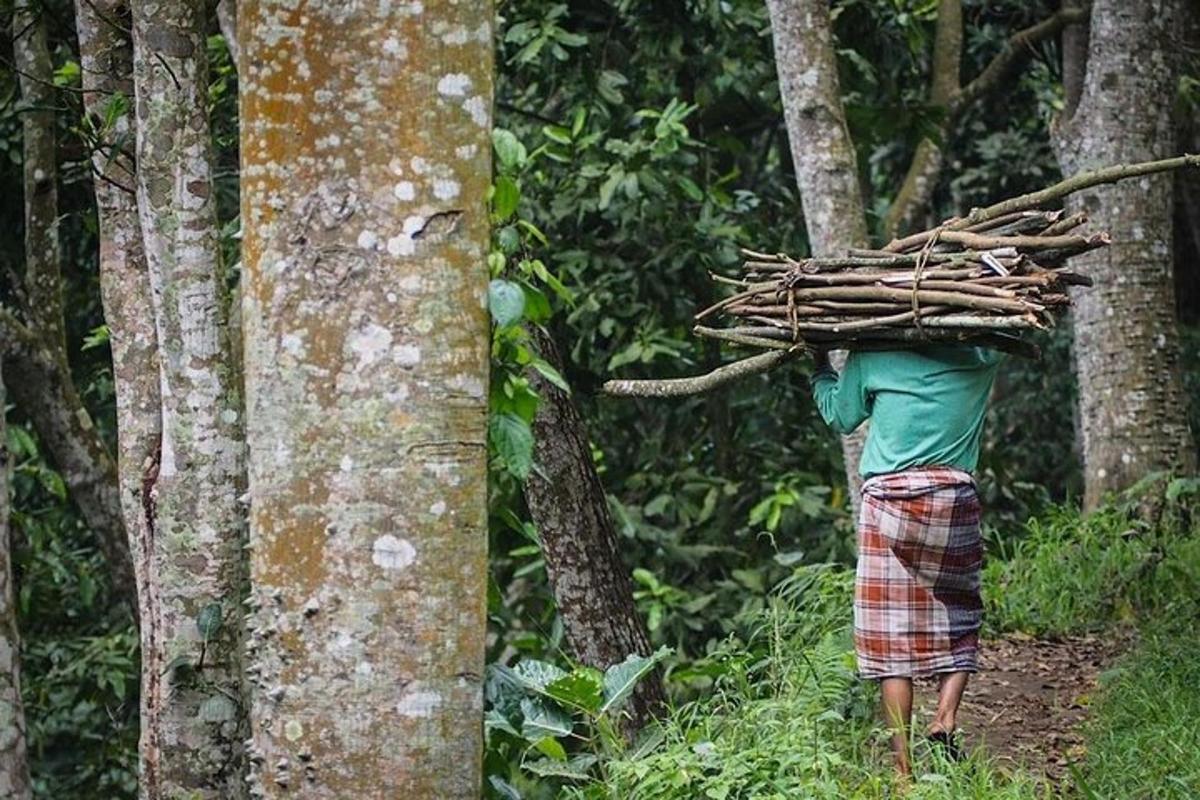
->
(239, 1), (492, 796)
(766, 0), (869, 503)
(131, 0), (249, 795)
(1054, 0), (1196, 508)
(0, 366), (33, 800)
(74, 0), (172, 791)
(525, 327), (664, 730)
(8, 3), (137, 610)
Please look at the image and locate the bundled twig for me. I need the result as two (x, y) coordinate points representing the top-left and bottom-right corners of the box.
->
(602, 154), (1200, 397)
(695, 206), (1099, 360)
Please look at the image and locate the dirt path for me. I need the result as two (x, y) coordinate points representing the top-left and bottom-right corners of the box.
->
(915, 631), (1133, 783)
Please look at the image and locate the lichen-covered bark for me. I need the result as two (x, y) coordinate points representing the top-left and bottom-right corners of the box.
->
(1054, 0), (1196, 508)
(74, 0), (168, 791)
(525, 327), (663, 731)
(0, 367), (33, 800)
(239, 1), (492, 796)
(766, 0), (869, 500)
(8, 4), (137, 609)
(131, 0), (248, 795)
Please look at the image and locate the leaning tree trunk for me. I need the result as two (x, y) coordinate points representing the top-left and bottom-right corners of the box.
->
(8, 0), (137, 610)
(239, 0), (492, 795)
(74, 0), (168, 789)
(1054, 0), (1196, 508)
(766, 0), (870, 504)
(131, 0), (248, 795)
(525, 327), (664, 730)
(0, 366), (32, 800)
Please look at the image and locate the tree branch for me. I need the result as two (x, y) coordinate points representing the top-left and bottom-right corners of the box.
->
(602, 349), (802, 397)
(884, 4), (1092, 239)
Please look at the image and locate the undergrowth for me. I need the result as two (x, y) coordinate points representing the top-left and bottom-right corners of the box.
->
(523, 477), (1200, 799)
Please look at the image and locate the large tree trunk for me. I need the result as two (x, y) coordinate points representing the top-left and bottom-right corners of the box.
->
(74, 0), (169, 790)
(239, 0), (492, 795)
(131, 0), (248, 795)
(1054, 0), (1196, 508)
(525, 327), (663, 729)
(766, 0), (870, 502)
(7, 1), (137, 611)
(0, 366), (32, 800)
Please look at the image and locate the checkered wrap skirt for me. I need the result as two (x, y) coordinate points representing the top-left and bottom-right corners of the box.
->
(854, 466), (983, 679)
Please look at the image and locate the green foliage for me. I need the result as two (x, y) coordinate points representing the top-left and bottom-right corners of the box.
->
(8, 419), (138, 799)
(483, 648), (671, 796)
(983, 475), (1200, 636)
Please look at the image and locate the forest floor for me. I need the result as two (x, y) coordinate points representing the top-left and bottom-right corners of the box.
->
(915, 629), (1135, 785)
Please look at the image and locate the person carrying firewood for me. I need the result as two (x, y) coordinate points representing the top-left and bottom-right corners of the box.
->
(810, 344), (1005, 779)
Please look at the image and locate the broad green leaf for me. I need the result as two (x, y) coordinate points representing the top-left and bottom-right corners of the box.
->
(529, 357), (570, 393)
(542, 124), (572, 146)
(485, 708), (521, 738)
(487, 775), (523, 800)
(492, 128), (527, 170)
(512, 659), (568, 692)
(598, 170), (623, 210)
(522, 755), (598, 780)
(493, 176), (521, 220)
(600, 647), (671, 715)
(519, 696), (573, 739)
(196, 603), (223, 640)
(489, 413), (534, 481)
(532, 736), (567, 761)
(488, 279), (526, 328)
(544, 668), (603, 714)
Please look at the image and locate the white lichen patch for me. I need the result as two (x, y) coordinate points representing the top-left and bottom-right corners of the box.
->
(463, 95), (490, 127)
(394, 343), (421, 367)
(372, 535), (416, 570)
(387, 234), (416, 257)
(348, 323), (393, 367)
(455, 144), (478, 160)
(429, 500), (447, 517)
(410, 156), (430, 174)
(402, 215), (426, 235)
(340, 454), (354, 472)
(432, 178), (461, 200)
(382, 36), (408, 58)
(281, 332), (306, 357)
(357, 229), (380, 250)
(394, 181), (416, 201)
(396, 687), (442, 717)
(438, 73), (472, 97)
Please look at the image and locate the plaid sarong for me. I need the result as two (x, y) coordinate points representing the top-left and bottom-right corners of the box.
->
(854, 466), (983, 679)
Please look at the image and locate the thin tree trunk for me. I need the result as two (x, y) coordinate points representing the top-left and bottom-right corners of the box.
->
(9, 2), (137, 609)
(131, 0), (248, 794)
(0, 365), (33, 800)
(1054, 0), (1196, 508)
(74, 0), (167, 790)
(766, 0), (869, 503)
(239, 1), (492, 795)
(525, 326), (664, 730)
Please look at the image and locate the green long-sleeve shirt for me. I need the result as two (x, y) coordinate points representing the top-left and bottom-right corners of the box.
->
(811, 345), (1005, 478)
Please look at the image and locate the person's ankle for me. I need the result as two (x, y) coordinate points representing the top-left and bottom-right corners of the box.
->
(927, 718), (955, 735)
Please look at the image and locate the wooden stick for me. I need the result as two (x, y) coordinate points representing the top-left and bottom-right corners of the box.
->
(601, 349), (801, 397)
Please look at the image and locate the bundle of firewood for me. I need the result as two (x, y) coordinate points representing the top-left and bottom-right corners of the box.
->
(602, 155), (1197, 397)
(693, 208), (1102, 360)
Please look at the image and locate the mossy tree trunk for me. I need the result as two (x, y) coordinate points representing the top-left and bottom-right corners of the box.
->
(525, 327), (663, 731)
(239, 0), (492, 795)
(131, 0), (249, 794)
(1054, 0), (1197, 508)
(0, 365), (32, 800)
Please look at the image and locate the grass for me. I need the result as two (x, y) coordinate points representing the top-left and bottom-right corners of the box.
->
(1074, 610), (1200, 799)
(565, 478), (1200, 800)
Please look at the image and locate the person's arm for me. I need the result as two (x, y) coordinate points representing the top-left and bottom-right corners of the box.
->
(810, 350), (872, 434)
